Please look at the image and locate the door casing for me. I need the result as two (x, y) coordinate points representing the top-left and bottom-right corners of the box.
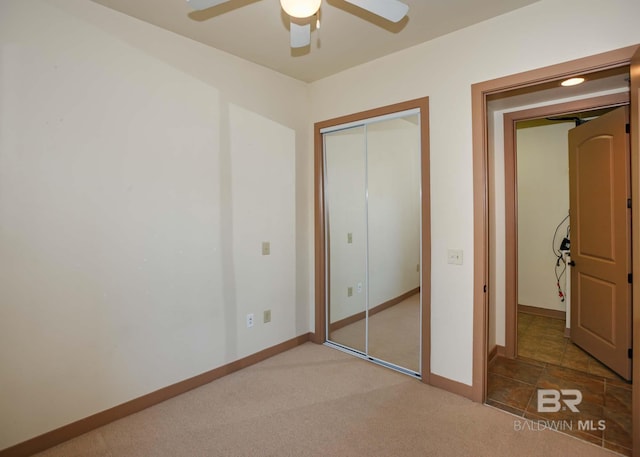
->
(313, 97), (432, 384)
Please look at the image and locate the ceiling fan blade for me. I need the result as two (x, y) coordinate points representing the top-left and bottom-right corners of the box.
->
(344, 0), (408, 23)
(186, 0), (233, 11)
(290, 22), (311, 48)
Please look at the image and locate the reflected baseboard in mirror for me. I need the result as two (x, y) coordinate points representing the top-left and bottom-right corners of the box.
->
(329, 287), (420, 332)
(329, 290), (421, 373)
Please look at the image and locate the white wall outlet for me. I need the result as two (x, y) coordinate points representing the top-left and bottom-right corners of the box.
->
(246, 313), (254, 328)
(447, 249), (464, 265)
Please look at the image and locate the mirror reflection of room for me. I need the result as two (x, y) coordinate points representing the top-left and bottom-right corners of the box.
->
(324, 113), (421, 375)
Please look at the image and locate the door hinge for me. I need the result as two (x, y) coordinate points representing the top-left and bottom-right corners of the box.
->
(629, 348), (633, 359)
(628, 273), (633, 284)
(626, 123), (631, 134)
(627, 198), (632, 209)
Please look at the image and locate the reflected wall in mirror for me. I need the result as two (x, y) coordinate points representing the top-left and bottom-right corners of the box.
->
(322, 106), (425, 376)
(325, 126), (367, 353)
(367, 115), (421, 372)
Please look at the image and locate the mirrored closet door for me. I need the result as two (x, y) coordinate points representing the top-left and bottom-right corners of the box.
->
(322, 108), (423, 376)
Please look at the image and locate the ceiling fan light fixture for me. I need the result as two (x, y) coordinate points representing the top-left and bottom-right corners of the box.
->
(280, 0), (321, 18)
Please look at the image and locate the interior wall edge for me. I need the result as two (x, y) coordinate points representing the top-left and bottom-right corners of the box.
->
(488, 345), (506, 364)
(429, 372), (473, 400)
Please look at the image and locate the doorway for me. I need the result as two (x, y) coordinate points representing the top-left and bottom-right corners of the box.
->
(500, 93), (630, 361)
(487, 97), (633, 453)
(471, 44), (640, 457)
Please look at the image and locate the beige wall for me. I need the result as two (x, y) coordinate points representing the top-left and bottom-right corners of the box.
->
(2, 0), (640, 450)
(517, 122), (572, 312)
(310, 0), (640, 384)
(0, 0), (310, 449)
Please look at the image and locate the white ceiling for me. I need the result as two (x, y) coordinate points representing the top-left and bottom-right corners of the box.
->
(90, 0), (542, 82)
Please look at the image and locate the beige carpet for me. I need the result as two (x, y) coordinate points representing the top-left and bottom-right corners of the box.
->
(329, 293), (421, 373)
(35, 343), (618, 457)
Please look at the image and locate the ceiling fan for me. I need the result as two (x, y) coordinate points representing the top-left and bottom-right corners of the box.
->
(186, 0), (409, 48)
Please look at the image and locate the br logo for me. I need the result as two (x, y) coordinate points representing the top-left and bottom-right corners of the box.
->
(537, 389), (582, 413)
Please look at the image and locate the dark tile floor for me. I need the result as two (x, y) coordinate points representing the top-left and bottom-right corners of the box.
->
(487, 312), (632, 456)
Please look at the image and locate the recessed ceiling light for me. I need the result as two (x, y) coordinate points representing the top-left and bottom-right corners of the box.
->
(561, 77), (585, 87)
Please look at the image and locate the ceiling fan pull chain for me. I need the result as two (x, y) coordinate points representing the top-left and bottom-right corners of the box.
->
(316, 9), (321, 45)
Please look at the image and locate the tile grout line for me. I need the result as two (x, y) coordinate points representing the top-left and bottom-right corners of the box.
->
(523, 361), (547, 415)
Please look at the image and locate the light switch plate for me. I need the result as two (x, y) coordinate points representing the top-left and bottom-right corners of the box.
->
(447, 249), (463, 265)
(262, 241), (270, 255)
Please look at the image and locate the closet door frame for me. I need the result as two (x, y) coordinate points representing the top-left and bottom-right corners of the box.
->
(313, 97), (431, 383)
